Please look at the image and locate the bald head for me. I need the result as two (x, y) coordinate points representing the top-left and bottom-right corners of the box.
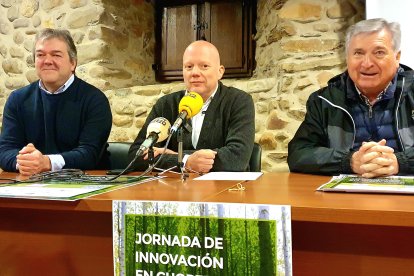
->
(182, 40), (225, 101)
(184, 40), (221, 65)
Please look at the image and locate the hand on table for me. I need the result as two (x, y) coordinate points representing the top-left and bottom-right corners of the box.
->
(16, 143), (51, 176)
(185, 149), (217, 173)
(351, 139), (398, 178)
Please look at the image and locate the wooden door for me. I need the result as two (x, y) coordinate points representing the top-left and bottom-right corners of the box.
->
(155, 0), (255, 81)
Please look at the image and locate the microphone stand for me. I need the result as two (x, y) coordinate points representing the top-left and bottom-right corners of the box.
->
(155, 125), (189, 181)
(176, 126), (189, 181)
(147, 146), (155, 174)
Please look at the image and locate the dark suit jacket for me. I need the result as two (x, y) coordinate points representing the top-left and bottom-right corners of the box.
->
(129, 82), (255, 171)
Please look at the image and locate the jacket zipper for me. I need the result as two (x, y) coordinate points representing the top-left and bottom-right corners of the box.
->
(318, 96), (356, 146)
(395, 77), (405, 151)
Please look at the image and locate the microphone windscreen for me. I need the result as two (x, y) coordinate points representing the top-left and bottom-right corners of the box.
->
(178, 92), (203, 119)
(146, 117), (171, 142)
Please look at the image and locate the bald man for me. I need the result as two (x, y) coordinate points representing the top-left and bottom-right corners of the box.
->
(129, 40), (255, 172)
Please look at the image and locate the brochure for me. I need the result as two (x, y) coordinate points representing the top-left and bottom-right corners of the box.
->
(317, 174), (414, 194)
(0, 175), (156, 201)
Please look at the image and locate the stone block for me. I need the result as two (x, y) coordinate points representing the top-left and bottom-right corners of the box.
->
(7, 5), (19, 22)
(327, 1), (356, 19)
(20, 0), (39, 18)
(66, 6), (104, 29)
(32, 15), (41, 27)
(109, 127), (131, 142)
(245, 78), (277, 93)
(2, 58), (23, 74)
(256, 101), (269, 114)
(69, 0), (87, 9)
(317, 71), (335, 87)
(100, 26), (129, 50)
(13, 31), (24, 44)
(13, 18), (30, 28)
(77, 41), (110, 64)
(281, 38), (341, 53)
(134, 107), (147, 117)
(268, 152), (288, 162)
(113, 114), (133, 127)
(0, 18), (11, 34)
(259, 132), (277, 150)
(132, 85), (162, 96)
(25, 69), (38, 83)
(5, 76), (27, 90)
(89, 65), (132, 80)
(267, 110), (289, 130)
(134, 118), (146, 129)
(40, 0), (64, 12)
(1, 0), (14, 8)
(296, 78), (313, 89)
(279, 2), (321, 22)
(313, 23), (329, 32)
(9, 46), (24, 58)
(113, 99), (134, 115)
(281, 56), (344, 73)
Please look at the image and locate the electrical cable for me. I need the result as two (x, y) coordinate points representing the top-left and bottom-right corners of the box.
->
(105, 133), (174, 181)
(0, 134), (174, 185)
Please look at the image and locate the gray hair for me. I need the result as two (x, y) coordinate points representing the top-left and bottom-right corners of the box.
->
(345, 18), (401, 54)
(33, 28), (77, 63)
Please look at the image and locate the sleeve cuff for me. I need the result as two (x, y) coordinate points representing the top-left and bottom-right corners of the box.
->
(48, 154), (65, 171)
(182, 154), (190, 169)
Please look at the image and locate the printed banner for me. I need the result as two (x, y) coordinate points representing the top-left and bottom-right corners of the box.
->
(113, 201), (292, 276)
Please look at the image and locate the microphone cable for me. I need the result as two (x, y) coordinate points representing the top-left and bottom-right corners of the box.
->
(3, 134), (175, 185)
(0, 135), (175, 185)
(0, 124), (175, 185)
(105, 132), (174, 181)
(26, 169), (140, 184)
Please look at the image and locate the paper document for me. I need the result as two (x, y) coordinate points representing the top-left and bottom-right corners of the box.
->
(194, 171), (263, 181)
(0, 175), (156, 201)
(317, 174), (414, 194)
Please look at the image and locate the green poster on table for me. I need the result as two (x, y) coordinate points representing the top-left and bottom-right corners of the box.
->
(113, 201), (292, 276)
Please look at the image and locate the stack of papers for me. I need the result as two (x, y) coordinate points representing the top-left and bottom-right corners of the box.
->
(194, 172), (263, 181)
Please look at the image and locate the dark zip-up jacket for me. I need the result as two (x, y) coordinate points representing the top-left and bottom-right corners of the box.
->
(288, 65), (414, 175)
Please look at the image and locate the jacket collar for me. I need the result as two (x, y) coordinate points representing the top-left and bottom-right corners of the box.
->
(322, 64), (413, 108)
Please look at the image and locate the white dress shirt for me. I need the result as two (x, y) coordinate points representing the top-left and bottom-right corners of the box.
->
(182, 84), (218, 167)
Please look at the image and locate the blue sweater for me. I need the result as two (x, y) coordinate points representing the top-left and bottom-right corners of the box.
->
(0, 76), (112, 172)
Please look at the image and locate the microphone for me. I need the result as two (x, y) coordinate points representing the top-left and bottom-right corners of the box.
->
(170, 92), (203, 133)
(136, 117), (171, 156)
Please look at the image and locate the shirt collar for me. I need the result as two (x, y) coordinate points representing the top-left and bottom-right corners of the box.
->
(186, 83), (218, 104)
(204, 84), (218, 104)
(39, 74), (75, 95)
(346, 71), (398, 104)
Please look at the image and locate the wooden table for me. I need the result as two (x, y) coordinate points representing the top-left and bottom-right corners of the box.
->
(1, 172), (414, 275)
(204, 173), (414, 275)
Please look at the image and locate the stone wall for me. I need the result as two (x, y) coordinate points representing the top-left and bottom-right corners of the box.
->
(0, 0), (365, 172)
(0, 0), (155, 92)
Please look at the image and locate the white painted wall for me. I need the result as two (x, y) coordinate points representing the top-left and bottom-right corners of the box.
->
(366, 0), (414, 68)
